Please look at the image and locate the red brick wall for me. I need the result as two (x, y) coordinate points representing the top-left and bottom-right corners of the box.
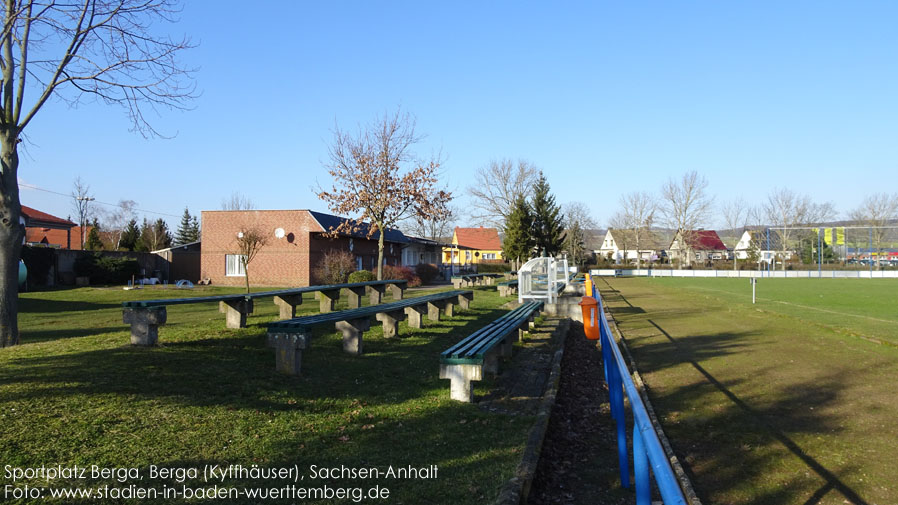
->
(200, 210), (404, 287)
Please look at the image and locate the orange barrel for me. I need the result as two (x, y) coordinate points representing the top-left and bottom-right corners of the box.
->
(579, 296), (599, 340)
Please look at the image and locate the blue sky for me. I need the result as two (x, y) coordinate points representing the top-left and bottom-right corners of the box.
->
(17, 1), (898, 231)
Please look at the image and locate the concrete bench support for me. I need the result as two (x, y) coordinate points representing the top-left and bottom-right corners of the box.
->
(451, 278), (465, 289)
(439, 363), (482, 403)
(274, 295), (303, 319)
(368, 285), (385, 306)
(387, 283), (404, 300)
(346, 287), (366, 309)
(483, 351), (500, 375)
(123, 307), (167, 346)
(427, 300), (445, 321)
(375, 309), (406, 338)
(273, 334), (307, 375)
(404, 305), (426, 328)
(222, 299), (253, 329)
(457, 293), (473, 310)
(336, 317), (371, 355)
(316, 289), (340, 313)
(443, 300), (456, 317)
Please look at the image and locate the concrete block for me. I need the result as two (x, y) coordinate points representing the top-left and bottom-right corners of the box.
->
(427, 300), (445, 321)
(457, 292), (473, 310)
(123, 307), (167, 346)
(346, 287), (366, 309)
(404, 305), (426, 329)
(376, 310), (406, 338)
(440, 363), (483, 403)
(273, 295), (303, 319)
(273, 334), (308, 375)
(316, 289), (340, 313)
(388, 283), (404, 300)
(336, 317), (371, 355)
(368, 285), (385, 306)
(222, 299), (253, 329)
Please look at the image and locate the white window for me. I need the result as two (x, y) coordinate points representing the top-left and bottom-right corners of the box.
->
(226, 254), (246, 276)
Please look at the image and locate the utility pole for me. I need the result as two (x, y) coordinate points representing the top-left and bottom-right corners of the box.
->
(76, 196), (95, 248)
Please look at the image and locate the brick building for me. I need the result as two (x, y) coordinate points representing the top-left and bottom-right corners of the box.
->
(22, 205), (81, 249)
(200, 209), (408, 287)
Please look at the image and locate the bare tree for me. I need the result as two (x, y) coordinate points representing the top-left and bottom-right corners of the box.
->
(763, 189), (836, 270)
(409, 203), (457, 242)
(106, 199), (138, 250)
(0, 0), (196, 347)
(467, 159), (540, 228)
(849, 193), (898, 269)
(722, 198), (748, 270)
(71, 177), (95, 248)
(619, 192), (657, 269)
(318, 108), (452, 280)
(235, 226), (268, 293)
(660, 171), (714, 268)
(221, 192), (256, 211)
(562, 202), (597, 267)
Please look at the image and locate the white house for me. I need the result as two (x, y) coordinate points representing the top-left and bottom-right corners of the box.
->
(733, 230), (795, 265)
(596, 229), (664, 264)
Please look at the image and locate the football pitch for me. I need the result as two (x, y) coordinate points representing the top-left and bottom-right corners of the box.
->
(598, 277), (898, 505)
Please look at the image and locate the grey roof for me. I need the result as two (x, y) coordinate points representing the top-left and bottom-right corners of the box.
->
(308, 210), (409, 244)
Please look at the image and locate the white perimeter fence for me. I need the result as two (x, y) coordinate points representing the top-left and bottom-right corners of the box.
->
(590, 268), (898, 279)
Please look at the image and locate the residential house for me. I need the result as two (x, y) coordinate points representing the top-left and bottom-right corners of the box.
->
(733, 229), (795, 265)
(442, 226), (503, 266)
(668, 229), (729, 265)
(200, 209), (408, 287)
(596, 228), (667, 264)
(22, 205), (81, 249)
(401, 236), (445, 267)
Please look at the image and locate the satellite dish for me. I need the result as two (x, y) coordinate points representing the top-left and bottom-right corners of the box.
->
(275, 227), (285, 239)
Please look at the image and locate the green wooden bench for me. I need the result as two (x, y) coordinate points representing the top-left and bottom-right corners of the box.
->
(497, 279), (519, 296)
(268, 290), (474, 375)
(121, 280), (407, 345)
(439, 300), (543, 402)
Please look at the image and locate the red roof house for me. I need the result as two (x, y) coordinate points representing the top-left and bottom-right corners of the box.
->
(668, 229), (729, 264)
(443, 226), (503, 265)
(22, 205), (80, 249)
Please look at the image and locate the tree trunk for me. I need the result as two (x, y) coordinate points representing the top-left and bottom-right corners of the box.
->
(376, 224), (385, 280)
(242, 259), (250, 293)
(0, 131), (24, 347)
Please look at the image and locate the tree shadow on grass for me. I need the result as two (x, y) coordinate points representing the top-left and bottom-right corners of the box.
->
(18, 298), (121, 313)
(19, 326), (125, 344)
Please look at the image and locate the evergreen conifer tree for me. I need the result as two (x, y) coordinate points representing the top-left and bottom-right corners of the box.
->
(531, 173), (565, 256)
(175, 207), (198, 245)
(190, 215), (201, 242)
(563, 219), (587, 266)
(502, 195), (534, 269)
(85, 223), (104, 250)
(119, 219), (140, 251)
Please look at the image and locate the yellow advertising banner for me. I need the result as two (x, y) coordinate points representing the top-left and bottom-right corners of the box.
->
(824, 228), (833, 245)
(836, 227), (845, 245)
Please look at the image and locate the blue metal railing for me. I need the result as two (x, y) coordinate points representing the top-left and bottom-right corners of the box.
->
(590, 278), (689, 505)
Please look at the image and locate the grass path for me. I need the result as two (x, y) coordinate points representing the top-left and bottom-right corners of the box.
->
(600, 277), (898, 505)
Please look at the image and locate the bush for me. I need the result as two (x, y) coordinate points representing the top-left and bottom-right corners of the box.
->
(313, 250), (355, 285)
(476, 262), (511, 273)
(383, 264), (421, 288)
(347, 270), (376, 283)
(414, 263), (440, 285)
(73, 252), (140, 285)
(21, 246), (55, 286)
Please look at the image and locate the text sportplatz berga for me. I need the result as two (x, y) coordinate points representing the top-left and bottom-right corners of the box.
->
(3, 464), (439, 501)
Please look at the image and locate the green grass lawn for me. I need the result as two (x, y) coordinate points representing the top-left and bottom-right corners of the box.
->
(1, 285), (532, 504)
(599, 277), (898, 505)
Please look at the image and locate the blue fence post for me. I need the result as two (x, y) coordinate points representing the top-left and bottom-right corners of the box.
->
(634, 427), (651, 505)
